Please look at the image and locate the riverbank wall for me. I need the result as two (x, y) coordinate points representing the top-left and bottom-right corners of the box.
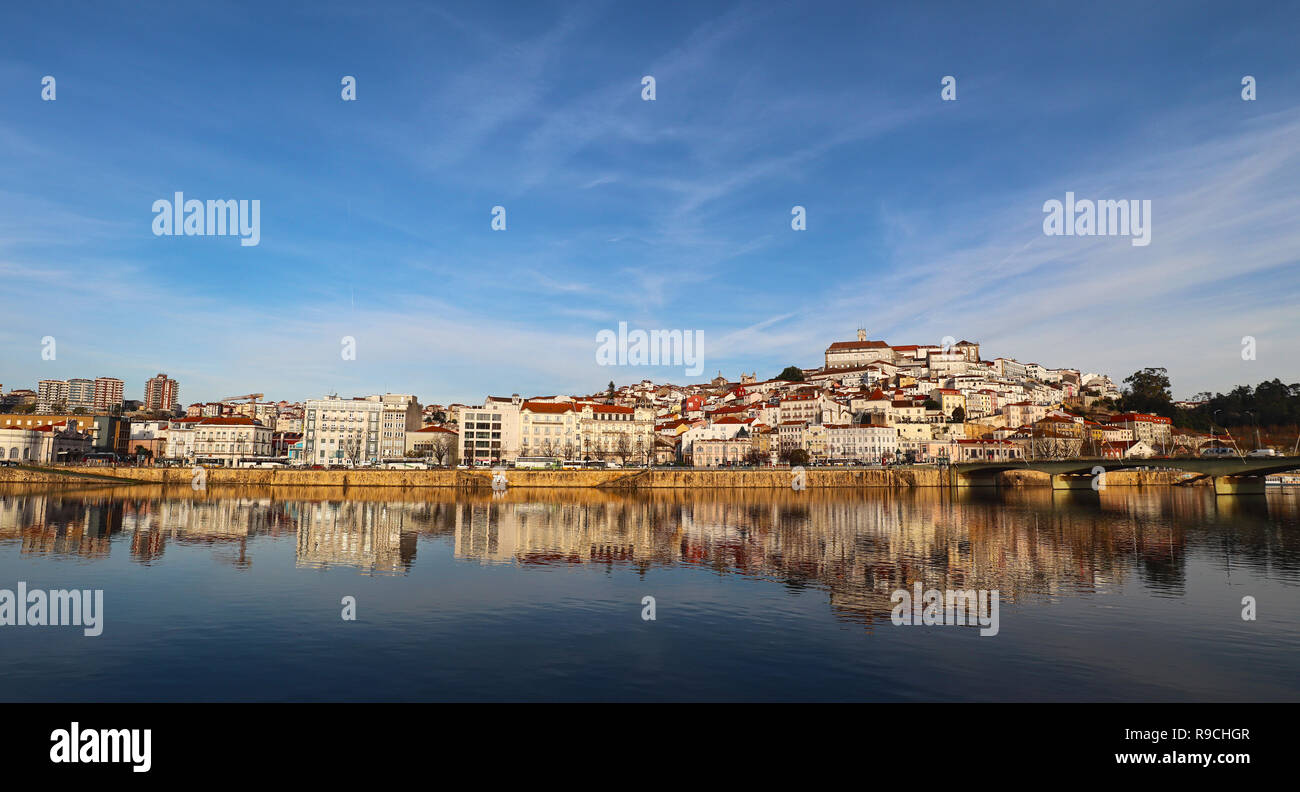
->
(0, 465), (1207, 489)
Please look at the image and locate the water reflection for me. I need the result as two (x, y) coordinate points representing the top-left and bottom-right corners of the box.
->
(1, 484), (1296, 626)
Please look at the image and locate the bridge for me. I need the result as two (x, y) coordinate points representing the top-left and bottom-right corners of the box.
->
(949, 457), (1300, 495)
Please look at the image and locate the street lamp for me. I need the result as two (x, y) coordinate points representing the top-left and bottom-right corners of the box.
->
(1244, 410), (1261, 451)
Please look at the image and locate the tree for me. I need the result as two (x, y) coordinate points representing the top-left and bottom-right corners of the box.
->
(607, 381), (616, 396)
(786, 448), (811, 467)
(777, 366), (805, 382)
(1120, 367), (1173, 415)
(430, 435), (454, 466)
(922, 398), (940, 410)
(951, 406), (966, 423)
(613, 434), (632, 465)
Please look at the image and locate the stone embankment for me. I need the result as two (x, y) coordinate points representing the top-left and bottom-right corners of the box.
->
(0, 465), (1206, 489)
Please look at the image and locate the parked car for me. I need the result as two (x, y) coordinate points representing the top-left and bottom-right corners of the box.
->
(1247, 448), (1278, 457)
(1200, 447), (1237, 457)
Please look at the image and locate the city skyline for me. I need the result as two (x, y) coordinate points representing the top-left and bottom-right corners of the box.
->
(2, 1), (1298, 405)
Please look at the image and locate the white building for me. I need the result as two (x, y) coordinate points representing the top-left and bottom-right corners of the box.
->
(167, 416), (271, 465)
(302, 394), (422, 464)
(459, 395), (523, 465)
(825, 423), (899, 463)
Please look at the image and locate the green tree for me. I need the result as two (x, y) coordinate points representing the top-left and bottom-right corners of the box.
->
(951, 406), (966, 423)
(777, 366), (805, 382)
(1120, 367), (1173, 415)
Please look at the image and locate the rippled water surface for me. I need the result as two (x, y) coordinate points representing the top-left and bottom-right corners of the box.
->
(1, 484), (1297, 701)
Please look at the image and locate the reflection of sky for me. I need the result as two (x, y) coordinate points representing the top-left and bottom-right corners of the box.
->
(0, 487), (1296, 702)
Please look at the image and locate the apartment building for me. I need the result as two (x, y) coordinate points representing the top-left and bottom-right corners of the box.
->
(578, 402), (654, 462)
(459, 395), (522, 464)
(519, 401), (580, 458)
(1107, 412), (1173, 448)
(36, 380), (69, 412)
(167, 416), (271, 465)
(92, 377), (124, 412)
(302, 393), (422, 464)
(144, 373), (180, 411)
(692, 436), (751, 467)
(68, 378), (96, 411)
(825, 423), (899, 463)
(778, 391), (830, 425)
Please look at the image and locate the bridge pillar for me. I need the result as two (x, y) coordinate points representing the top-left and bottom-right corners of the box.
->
(1050, 473), (1097, 491)
(1213, 475), (1267, 496)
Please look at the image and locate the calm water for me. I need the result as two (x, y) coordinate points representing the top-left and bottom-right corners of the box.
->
(1, 483), (1297, 702)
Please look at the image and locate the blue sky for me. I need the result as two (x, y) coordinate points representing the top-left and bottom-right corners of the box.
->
(1, 0), (1298, 405)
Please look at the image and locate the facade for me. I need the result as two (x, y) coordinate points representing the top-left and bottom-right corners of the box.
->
(302, 394), (422, 464)
(129, 419), (171, 458)
(67, 378), (96, 411)
(167, 416), (271, 465)
(946, 438), (1024, 462)
(825, 330), (893, 369)
(692, 437), (751, 467)
(459, 395), (522, 465)
(520, 400), (580, 458)
(825, 423), (899, 463)
(92, 377), (124, 412)
(578, 403), (654, 462)
(1108, 413), (1173, 449)
(143, 373), (180, 411)
(36, 380), (69, 412)
(0, 421), (92, 463)
(0, 414), (129, 455)
(405, 425), (459, 464)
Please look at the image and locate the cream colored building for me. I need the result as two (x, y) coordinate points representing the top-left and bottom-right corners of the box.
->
(460, 395), (522, 464)
(825, 329), (893, 369)
(520, 400), (581, 458)
(166, 416), (271, 465)
(303, 393), (422, 464)
(825, 423), (898, 463)
(692, 437), (751, 467)
(577, 402), (654, 462)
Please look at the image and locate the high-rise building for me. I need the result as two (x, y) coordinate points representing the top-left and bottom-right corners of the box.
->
(67, 378), (96, 411)
(36, 380), (70, 412)
(92, 377), (124, 413)
(143, 373), (180, 412)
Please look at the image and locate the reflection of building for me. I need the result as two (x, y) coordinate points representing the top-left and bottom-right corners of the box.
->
(295, 501), (415, 572)
(0, 485), (1240, 627)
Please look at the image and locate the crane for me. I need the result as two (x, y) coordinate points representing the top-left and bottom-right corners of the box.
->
(219, 393), (264, 403)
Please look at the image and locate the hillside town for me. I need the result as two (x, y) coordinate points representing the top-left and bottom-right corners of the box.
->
(0, 331), (1246, 468)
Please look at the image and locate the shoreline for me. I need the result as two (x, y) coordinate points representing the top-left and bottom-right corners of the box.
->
(0, 465), (1210, 489)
